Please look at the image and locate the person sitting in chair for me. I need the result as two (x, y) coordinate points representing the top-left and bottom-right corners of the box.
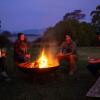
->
(58, 34), (77, 75)
(0, 48), (11, 81)
(14, 33), (30, 64)
(87, 35), (100, 78)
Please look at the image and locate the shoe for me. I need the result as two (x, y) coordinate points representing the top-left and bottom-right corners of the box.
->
(1, 71), (11, 82)
(1, 71), (9, 77)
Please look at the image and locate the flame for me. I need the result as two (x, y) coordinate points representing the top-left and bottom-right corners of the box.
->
(35, 48), (59, 68)
(37, 49), (49, 68)
(19, 48), (59, 69)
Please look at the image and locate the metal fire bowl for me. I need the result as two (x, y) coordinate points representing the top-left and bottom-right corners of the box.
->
(17, 65), (59, 74)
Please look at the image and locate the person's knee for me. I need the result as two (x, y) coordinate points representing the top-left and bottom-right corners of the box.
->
(69, 56), (76, 64)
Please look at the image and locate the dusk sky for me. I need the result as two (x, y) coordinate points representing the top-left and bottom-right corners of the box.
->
(0, 0), (100, 32)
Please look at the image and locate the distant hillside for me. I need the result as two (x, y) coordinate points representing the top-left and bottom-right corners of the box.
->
(11, 33), (40, 37)
(21, 29), (45, 35)
(0, 29), (45, 37)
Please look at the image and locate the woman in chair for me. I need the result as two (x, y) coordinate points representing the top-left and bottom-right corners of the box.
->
(14, 33), (30, 64)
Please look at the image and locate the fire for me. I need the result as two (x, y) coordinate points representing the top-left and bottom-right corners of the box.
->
(37, 49), (49, 68)
(19, 48), (59, 69)
(34, 48), (59, 68)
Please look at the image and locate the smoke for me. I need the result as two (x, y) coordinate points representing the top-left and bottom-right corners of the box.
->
(43, 41), (60, 65)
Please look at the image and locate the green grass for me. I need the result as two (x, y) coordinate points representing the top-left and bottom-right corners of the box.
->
(0, 47), (99, 100)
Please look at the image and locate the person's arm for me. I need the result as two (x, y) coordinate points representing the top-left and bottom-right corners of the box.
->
(14, 44), (22, 55)
(14, 42), (25, 57)
(58, 42), (65, 53)
(71, 41), (77, 54)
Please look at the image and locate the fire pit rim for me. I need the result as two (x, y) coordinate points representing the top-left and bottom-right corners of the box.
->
(17, 63), (60, 74)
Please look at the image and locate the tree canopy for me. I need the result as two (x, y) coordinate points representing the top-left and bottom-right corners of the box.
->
(43, 9), (97, 46)
(63, 10), (85, 21)
(90, 5), (100, 35)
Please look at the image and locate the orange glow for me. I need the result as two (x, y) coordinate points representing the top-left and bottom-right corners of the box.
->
(19, 48), (59, 68)
(35, 48), (59, 68)
(37, 49), (49, 68)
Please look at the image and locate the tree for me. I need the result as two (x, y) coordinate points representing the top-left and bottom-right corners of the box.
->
(63, 10), (85, 21)
(0, 20), (1, 28)
(0, 31), (12, 47)
(91, 5), (100, 25)
(42, 10), (98, 46)
(0, 20), (1, 33)
(0, 35), (12, 48)
(91, 5), (100, 35)
(1, 31), (12, 37)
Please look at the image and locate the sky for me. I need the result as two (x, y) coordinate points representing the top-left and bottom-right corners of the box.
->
(0, 0), (100, 32)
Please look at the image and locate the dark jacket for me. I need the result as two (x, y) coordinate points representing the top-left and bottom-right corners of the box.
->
(61, 41), (77, 54)
(14, 40), (29, 63)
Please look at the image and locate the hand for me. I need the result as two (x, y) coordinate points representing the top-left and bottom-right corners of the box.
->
(25, 54), (30, 59)
(88, 57), (94, 63)
(58, 52), (64, 56)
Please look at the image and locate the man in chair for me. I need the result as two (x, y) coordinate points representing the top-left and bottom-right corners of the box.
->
(58, 35), (77, 75)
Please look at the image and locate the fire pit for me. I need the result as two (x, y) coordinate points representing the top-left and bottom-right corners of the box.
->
(17, 48), (60, 74)
(17, 62), (59, 74)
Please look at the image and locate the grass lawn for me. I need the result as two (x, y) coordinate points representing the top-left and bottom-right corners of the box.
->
(0, 47), (100, 100)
